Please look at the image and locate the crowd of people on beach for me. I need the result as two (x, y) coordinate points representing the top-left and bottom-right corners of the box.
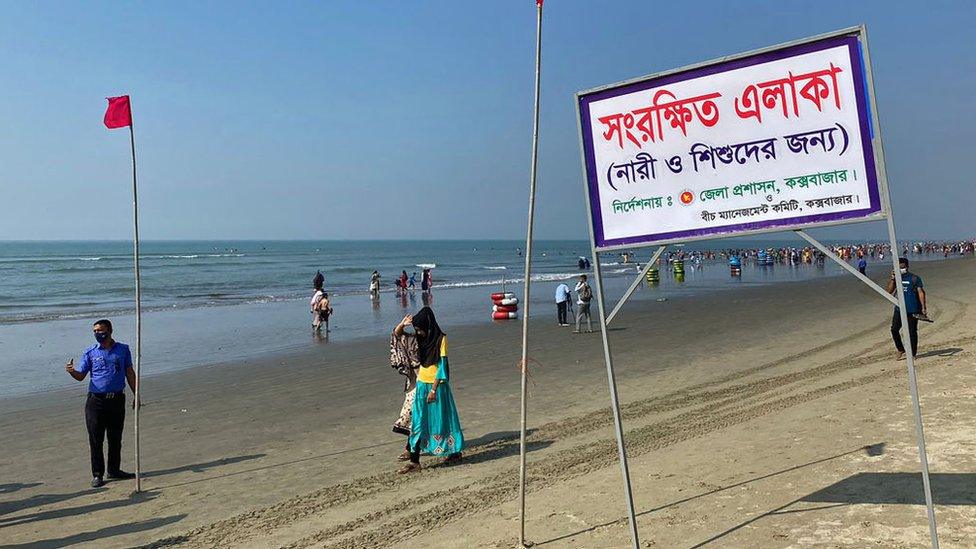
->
(309, 267), (438, 334)
(613, 239), (976, 274)
(369, 268), (433, 299)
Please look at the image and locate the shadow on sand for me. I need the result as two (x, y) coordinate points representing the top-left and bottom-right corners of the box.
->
(0, 483), (42, 496)
(143, 453), (266, 478)
(0, 514), (186, 549)
(0, 491), (158, 529)
(803, 472), (976, 506)
(917, 347), (963, 359)
(536, 443), (885, 547)
(0, 488), (106, 517)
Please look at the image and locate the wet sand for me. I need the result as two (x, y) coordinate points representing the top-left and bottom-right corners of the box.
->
(0, 257), (973, 548)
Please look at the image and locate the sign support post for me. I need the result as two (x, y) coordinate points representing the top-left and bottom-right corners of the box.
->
(573, 26), (938, 547)
(589, 249), (641, 549)
(859, 25), (938, 546)
(579, 109), (641, 549)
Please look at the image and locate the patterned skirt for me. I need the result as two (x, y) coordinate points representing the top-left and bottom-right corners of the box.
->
(408, 381), (464, 456)
(392, 377), (416, 435)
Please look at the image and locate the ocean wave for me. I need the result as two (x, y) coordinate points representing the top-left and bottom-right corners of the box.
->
(416, 263), (436, 269)
(0, 256), (113, 264)
(485, 266), (507, 270)
(158, 255), (200, 259)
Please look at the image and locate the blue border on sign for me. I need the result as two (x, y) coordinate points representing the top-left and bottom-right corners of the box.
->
(578, 33), (883, 249)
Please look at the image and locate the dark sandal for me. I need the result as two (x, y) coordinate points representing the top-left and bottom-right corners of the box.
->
(443, 453), (463, 466)
(397, 450), (411, 462)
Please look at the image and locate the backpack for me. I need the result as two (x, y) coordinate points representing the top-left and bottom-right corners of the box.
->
(579, 283), (593, 303)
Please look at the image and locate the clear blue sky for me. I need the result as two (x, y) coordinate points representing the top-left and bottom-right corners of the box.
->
(1, 1), (973, 241)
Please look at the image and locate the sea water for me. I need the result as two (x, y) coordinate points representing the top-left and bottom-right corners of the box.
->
(0, 239), (942, 398)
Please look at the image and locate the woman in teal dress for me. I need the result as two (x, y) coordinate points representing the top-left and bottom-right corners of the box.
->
(397, 307), (464, 474)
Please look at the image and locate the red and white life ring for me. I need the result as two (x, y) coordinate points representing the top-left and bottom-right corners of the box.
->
(493, 297), (519, 306)
(493, 304), (518, 313)
(490, 292), (515, 300)
(492, 311), (518, 320)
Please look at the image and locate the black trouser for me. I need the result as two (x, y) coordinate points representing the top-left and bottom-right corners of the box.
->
(409, 440), (422, 464)
(85, 392), (126, 478)
(891, 310), (919, 356)
(557, 301), (568, 324)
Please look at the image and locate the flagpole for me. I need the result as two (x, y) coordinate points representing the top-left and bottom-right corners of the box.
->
(128, 107), (143, 493)
(518, 2), (543, 547)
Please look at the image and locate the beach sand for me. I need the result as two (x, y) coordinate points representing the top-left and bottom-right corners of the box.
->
(0, 257), (973, 548)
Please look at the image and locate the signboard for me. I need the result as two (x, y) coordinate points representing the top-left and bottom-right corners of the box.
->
(577, 30), (884, 250)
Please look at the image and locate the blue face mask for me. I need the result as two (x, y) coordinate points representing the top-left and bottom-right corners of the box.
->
(95, 332), (109, 344)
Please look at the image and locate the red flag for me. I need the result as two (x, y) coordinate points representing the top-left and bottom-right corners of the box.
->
(104, 95), (132, 129)
(536, 0), (543, 5)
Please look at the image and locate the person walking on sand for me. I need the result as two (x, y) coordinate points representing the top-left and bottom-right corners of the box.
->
(886, 257), (927, 360)
(555, 282), (571, 326)
(857, 253), (867, 275)
(574, 274), (594, 333)
(408, 272), (417, 290)
(397, 307), (463, 474)
(65, 319), (137, 488)
(400, 271), (409, 294)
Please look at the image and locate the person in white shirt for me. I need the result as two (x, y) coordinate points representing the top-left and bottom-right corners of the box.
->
(574, 274), (593, 333)
(554, 283), (571, 326)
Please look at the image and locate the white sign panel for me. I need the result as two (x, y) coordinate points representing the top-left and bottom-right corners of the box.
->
(577, 31), (884, 249)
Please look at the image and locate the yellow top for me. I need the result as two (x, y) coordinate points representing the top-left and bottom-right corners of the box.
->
(417, 337), (448, 384)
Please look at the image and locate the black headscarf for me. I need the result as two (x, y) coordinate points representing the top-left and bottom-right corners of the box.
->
(411, 306), (445, 366)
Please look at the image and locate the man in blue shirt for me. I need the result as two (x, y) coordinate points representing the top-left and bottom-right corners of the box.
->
(857, 254), (868, 275)
(66, 319), (137, 487)
(554, 282), (571, 326)
(885, 258), (927, 360)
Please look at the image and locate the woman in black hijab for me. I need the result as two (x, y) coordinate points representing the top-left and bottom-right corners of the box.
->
(396, 306), (464, 473)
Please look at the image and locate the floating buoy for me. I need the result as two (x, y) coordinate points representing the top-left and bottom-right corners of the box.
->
(646, 267), (659, 285)
(490, 292), (515, 300)
(493, 304), (518, 313)
(493, 297), (519, 306)
(492, 311), (518, 320)
(673, 259), (685, 275)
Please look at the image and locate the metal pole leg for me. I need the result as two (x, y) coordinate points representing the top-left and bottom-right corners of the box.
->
(590, 250), (640, 549)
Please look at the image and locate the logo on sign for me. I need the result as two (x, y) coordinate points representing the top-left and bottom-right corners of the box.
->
(679, 191), (695, 206)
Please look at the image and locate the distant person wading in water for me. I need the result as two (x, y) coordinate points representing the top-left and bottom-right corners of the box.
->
(370, 271), (381, 297)
(394, 307), (463, 474)
(310, 282), (324, 332)
(314, 292), (332, 333)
